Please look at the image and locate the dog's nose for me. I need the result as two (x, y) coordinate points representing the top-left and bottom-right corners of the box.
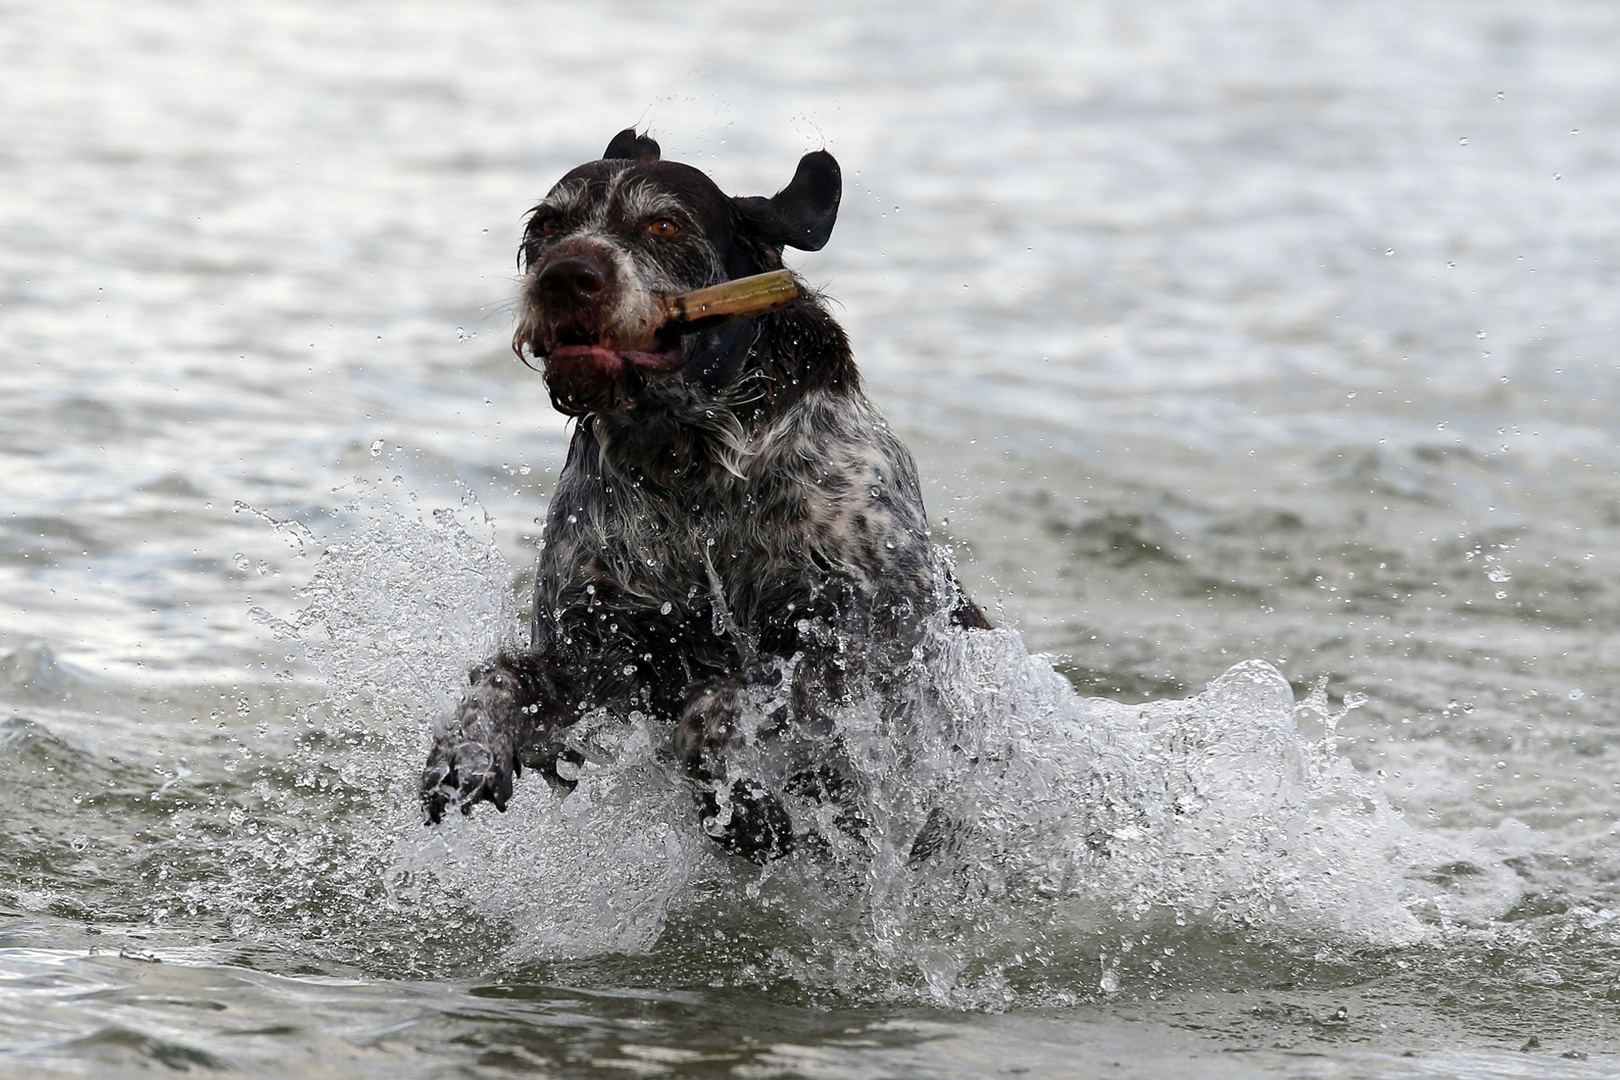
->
(536, 256), (609, 301)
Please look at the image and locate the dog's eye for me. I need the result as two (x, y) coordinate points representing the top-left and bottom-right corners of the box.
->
(537, 218), (560, 236)
(647, 218), (679, 238)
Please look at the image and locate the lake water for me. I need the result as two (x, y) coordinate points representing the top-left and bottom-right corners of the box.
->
(5, 1), (1620, 1076)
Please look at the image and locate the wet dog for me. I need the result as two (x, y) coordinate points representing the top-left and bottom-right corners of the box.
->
(420, 129), (987, 861)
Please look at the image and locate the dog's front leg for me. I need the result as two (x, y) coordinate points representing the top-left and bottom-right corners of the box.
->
(672, 656), (854, 863)
(419, 650), (573, 823)
(673, 669), (797, 863)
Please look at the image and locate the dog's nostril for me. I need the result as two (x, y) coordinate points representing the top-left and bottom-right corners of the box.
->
(537, 257), (608, 299)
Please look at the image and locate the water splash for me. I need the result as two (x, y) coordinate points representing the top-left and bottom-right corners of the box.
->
(224, 483), (1524, 1004)
(399, 720), (704, 960)
(695, 625), (1510, 1006)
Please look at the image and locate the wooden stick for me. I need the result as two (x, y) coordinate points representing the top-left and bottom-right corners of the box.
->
(659, 269), (798, 330)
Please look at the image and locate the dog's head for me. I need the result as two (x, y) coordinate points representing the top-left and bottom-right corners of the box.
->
(514, 130), (841, 416)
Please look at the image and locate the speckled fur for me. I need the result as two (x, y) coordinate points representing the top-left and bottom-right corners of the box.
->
(421, 131), (987, 860)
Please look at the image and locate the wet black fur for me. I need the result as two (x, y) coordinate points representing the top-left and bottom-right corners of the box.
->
(421, 130), (988, 861)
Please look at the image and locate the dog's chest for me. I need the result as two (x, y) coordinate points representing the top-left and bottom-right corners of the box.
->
(549, 474), (823, 609)
(538, 389), (932, 640)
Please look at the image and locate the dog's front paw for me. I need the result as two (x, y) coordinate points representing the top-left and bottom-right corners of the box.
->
(420, 722), (521, 824)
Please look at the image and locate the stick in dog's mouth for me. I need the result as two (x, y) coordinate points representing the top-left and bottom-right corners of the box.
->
(656, 268), (799, 334)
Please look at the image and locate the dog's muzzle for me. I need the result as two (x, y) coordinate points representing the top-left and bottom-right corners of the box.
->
(522, 250), (684, 415)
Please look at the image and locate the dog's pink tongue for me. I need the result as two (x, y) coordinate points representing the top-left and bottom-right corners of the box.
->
(620, 344), (684, 372)
(548, 343), (683, 373)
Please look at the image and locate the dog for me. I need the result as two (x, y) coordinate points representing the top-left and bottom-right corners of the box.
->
(420, 129), (988, 862)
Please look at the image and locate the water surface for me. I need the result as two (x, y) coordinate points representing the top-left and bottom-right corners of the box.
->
(5, 1), (1620, 1076)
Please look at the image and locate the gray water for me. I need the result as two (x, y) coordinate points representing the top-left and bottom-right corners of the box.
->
(5, 1), (1620, 1076)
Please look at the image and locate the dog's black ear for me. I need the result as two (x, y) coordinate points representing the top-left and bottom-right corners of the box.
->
(603, 128), (660, 161)
(735, 150), (841, 251)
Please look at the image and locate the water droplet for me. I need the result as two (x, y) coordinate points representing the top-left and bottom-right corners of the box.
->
(370, 439), (384, 457)
(660, 601), (673, 615)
